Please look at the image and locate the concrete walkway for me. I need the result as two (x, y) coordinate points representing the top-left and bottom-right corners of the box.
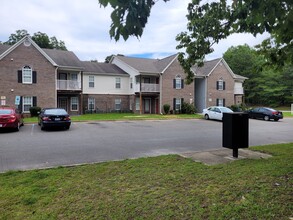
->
(180, 148), (272, 165)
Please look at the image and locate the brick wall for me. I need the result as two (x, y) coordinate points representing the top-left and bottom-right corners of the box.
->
(0, 42), (56, 113)
(83, 94), (131, 113)
(206, 61), (235, 107)
(161, 58), (194, 111)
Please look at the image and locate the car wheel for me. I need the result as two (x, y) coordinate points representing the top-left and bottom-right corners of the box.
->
(65, 126), (70, 130)
(264, 115), (270, 121)
(274, 118), (279, 121)
(204, 114), (209, 120)
(41, 123), (45, 130)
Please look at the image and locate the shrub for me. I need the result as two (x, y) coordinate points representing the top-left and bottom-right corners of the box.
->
(163, 104), (170, 114)
(181, 102), (196, 114)
(29, 106), (41, 117)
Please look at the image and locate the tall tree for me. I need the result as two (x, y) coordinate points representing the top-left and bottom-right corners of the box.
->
(99, 0), (292, 83)
(3, 30), (67, 50)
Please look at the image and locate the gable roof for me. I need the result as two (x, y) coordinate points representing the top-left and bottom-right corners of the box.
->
(43, 48), (83, 69)
(192, 58), (247, 80)
(113, 54), (178, 74)
(0, 36), (84, 70)
(82, 61), (128, 75)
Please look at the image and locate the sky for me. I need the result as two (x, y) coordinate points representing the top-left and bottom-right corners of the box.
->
(0, 0), (269, 62)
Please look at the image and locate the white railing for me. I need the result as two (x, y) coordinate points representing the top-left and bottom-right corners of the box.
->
(57, 80), (81, 90)
(135, 83), (160, 93)
(234, 87), (244, 95)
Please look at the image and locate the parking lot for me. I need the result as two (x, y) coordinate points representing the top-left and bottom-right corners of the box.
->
(0, 118), (292, 172)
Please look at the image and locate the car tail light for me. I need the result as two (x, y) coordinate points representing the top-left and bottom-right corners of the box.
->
(272, 111), (278, 115)
(64, 116), (71, 121)
(42, 116), (51, 121)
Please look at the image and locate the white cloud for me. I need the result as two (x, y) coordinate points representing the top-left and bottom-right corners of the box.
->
(0, 0), (268, 62)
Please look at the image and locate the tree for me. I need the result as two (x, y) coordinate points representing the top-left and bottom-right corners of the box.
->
(98, 0), (292, 83)
(3, 30), (67, 50)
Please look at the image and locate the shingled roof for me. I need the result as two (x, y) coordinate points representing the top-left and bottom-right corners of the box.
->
(0, 44), (11, 55)
(82, 61), (128, 75)
(114, 54), (178, 73)
(43, 49), (83, 69)
(191, 58), (222, 77)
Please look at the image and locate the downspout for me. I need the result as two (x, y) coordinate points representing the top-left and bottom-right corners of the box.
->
(159, 73), (163, 114)
(55, 66), (59, 108)
(139, 74), (142, 114)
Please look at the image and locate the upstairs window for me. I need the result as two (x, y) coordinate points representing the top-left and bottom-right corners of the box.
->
(217, 79), (225, 90)
(115, 78), (121, 89)
(174, 75), (184, 89)
(89, 76), (95, 88)
(18, 66), (37, 84)
(22, 66), (32, 84)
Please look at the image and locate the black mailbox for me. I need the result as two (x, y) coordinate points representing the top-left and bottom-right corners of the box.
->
(222, 112), (249, 157)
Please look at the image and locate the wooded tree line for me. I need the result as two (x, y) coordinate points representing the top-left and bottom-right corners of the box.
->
(223, 45), (293, 106)
(0, 29), (67, 50)
(1, 27), (292, 106)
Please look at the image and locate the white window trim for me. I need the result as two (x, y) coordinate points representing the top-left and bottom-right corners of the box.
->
(88, 97), (95, 110)
(175, 98), (181, 111)
(218, 80), (224, 90)
(71, 97), (79, 111)
(175, 75), (182, 89)
(23, 96), (33, 113)
(115, 78), (121, 89)
(115, 98), (121, 110)
(89, 76), (95, 88)
(22, 66), (32, 84)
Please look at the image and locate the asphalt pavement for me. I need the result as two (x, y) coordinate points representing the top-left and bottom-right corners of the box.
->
(0, 118), (292, 172)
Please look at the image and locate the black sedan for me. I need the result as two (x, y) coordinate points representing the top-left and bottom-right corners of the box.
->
(247, 107), (283, 121)
(38, 108), (71, 130)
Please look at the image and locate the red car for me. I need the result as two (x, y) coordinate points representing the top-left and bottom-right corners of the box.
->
(0, 107), (24, 131)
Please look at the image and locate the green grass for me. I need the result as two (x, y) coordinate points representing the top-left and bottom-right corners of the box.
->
(24, 113), (203, 123)
(0, 143), (292, 219)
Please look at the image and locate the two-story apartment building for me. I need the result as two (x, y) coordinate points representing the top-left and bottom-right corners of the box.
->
(110, 54), (194, 114)
(192, 58), (247, 112)
(0, 35), (246, 115)
(0, 35), (84, 115)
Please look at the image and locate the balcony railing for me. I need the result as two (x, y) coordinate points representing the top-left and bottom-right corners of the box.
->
(135, 83), (160, 93)
(234, 87), (244, 95)
(57, 80), (81, 90)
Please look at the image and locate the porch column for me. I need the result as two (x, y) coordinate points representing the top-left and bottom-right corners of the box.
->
(140, 74), (142, 114)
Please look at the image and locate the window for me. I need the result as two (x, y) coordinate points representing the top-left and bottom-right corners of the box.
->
(22, 66), (32, 84)
(23, 96), (33, 112)
(115, 78), (121, 89)
(71, 73), (78, 81)
(88, 97), (95, 111)
(89, 76), (95, 88)
(71, 97), (78, 111)
(217, 98), (225, 107)
(217, 80), (225, 90)
(173, 98), (183, 111)
(174, 75), (184, 89)
(136, 97), (140, 110)
(115, 99), (121, 110)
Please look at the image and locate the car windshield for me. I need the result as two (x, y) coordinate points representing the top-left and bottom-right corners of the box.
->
(219, 107), (232, 113)
(0, 109), (13, 114)
(44, 109), (68, 115)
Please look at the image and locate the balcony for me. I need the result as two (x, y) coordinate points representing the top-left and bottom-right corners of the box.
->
(57, 80), (81, 90)
(135, 83), (160, 93)
(234, 87), (244, 95)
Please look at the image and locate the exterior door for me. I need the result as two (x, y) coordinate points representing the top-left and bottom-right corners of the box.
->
(58, 97), (68, 111)
(144, 98), (151, 113)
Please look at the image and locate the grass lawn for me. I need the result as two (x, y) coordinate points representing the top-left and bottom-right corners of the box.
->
(0, 143), (292, 219)
(24, 113), (203, 123)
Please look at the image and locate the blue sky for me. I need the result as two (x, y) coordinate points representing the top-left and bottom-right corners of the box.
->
(0, 0), (268, 62)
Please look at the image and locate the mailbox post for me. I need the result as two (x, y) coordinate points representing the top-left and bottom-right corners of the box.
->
(222, 112), (249, 158)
